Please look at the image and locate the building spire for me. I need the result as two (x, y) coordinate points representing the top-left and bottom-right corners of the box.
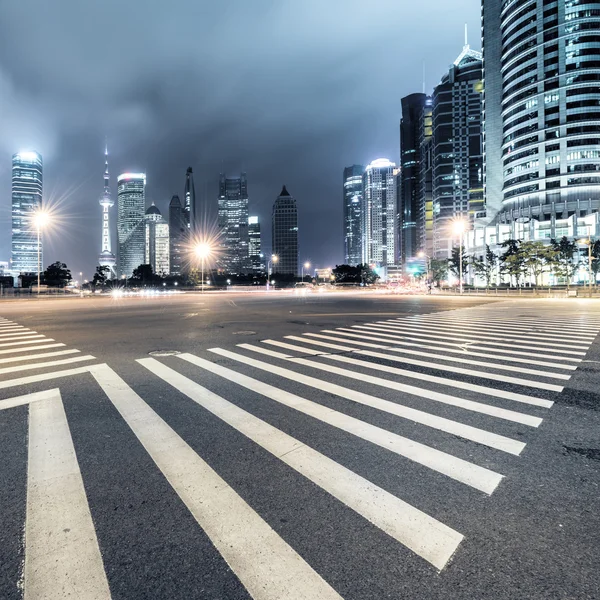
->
(464, 23), (468, 48)
(103, 141), (110, 195)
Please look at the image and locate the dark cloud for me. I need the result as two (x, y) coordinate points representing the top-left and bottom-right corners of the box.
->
(0, 0), (480, 275)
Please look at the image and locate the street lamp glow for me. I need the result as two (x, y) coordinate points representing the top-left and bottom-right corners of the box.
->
(33, 211), (50, 229)
(272, 254), (279, 263)
(452, 220), (466, 235)
(195, 243), (212, 259)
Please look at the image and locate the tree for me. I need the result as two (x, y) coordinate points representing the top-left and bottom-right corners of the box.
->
(332, 264), (379, 285)
(430, 259), (448, 285)
(448, 246), (468, 278)
(43, 262), (72, 287)
(520, 241), (555, 287)
(471, 245), (498, 288)
(131, 263), (154, 284)
(499, 239), (526, 286)
(91, 265), (109, 288)
(550, 237), (578, 289)
(591, 240), (600, 286)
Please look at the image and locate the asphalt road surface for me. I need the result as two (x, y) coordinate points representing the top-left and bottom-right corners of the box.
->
(1, 291), (599, 600)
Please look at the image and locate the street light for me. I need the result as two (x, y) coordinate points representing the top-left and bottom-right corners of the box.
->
(33, 211), (50, 295)
(452, 220), (467, 294)
(578, 237), (595, 295)
(195, 243), (211, 294)
(267, 254), (278, 290)
(417, 251), (432, 293)
(302, 261), (311, 283)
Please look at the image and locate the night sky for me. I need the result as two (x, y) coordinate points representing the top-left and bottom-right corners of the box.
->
(0, 0), (480, 277)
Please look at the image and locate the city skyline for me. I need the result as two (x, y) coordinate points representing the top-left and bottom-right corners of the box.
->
(0, 0), (481, 277)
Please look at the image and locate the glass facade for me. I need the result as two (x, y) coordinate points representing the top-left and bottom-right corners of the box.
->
(343, 165), (364, 265)
(11, 151), (43, 274)
(218, 173), (251, 273)
(145, 206), (170, 276)
(117, 173), (146, 277)
(248, 216), (263, 272)
(168, 195), (186, 276)
(272, 186), (298, 276)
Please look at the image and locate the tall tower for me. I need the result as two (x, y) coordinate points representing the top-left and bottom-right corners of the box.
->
(184, 167), (195, 232)
(117, 172), (146, 277)
(11, 151), (43, 275)
(169, 195), (185, 276)
(272, 185), (298, 276)
(343, 165), (364, 265)
(98, 145), (116, 276)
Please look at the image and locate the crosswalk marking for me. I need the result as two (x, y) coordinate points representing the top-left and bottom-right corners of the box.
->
(213, 346), (528, 454)
(407, 315), (600, 331)
(0, 342), (64, 355)
(0, 366), (94, 390)
(89, 363), (344, 596)
(25, 390), (111, 600)
(0, 355), (96, 376)
(0, 330), (38, 338)
(0, 389), (59, 411)
(0, 327), (29, 334)
(176, 352), (504, 494)
(0, 337), (50, 348)
(294, 333), (578, 370)
(0, 349), (80, 365)
(355, 323), (588, 350)
(139, 357), (466, 570)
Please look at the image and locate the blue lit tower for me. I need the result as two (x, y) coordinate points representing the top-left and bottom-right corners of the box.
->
(98, 145), (116, 277)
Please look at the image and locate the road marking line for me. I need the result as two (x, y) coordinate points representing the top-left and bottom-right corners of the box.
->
(0, 337), (48, 348)
(25, 390), (111, 600)
(90, 363), (344, 596)
(342, 327), (587, 356)
(405, 316), (600, 331)
(0, 355), (96, 376)
(263, 340), (325, 355)
(214, 346), (529, 454)
(0, 342), (63, 355)
(285, 335), (356, 352)
(0, 330), (38, 338)
(142, 357), (466, 569)
(0, 366), (93, 390)
(0, 326), (28, 332)
(0, 389), (59, 411)
(0, 349), (80, 365)
(322, 329), (583, 362)
(357, 323), (588, 350)
(178, 352), (504, 494)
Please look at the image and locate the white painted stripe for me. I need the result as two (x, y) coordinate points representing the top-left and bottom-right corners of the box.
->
(0, 330), (38, 338)
(0, 389), (59, 411)
(90, 364), (345, 594)
(0, 335), (46, 346)
(256, 342), (543, 428)
(406, 315), (600, 330)
(25, 391), (110, 600)
(300, 332), (577, 370)
(284, 335), (555, 407)
(343, 327), (587, 356)
(214, 346), (529, 454)
(0, 343), (64, 355)
(0, 355), (96, 376)
(142, 357), (466, 569)
(178, 352), (504, 493)
(263, 339), (325, 355)
(0, 349), (80, 365)
(0, 366), (92, 390)
(285, 335), (356, 352)
(277, 335), (569, 380)
(358, 323), (587, 350)
(0, 326), (28, 332)
(323, 329), (583, 362)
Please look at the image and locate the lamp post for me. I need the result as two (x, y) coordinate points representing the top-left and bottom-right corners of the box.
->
(33, 211), (49, 295)
(417, 251), (431, 292)
(195, 243), (211, 294)
(453, 220), (467, 294)
(578, 237), (595, 295)
(267, 254), (278, 290)
(302, 261), (311, 283)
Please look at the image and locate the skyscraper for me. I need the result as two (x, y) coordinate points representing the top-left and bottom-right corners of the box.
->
(431, 44), (483, 258)
(217, 173), (251, 273)
(169, 195), (186, 276)
(343, 165), (364, 265)
(117, 172), (146, 277)
(362, 159), (397, 267)
(145, 204), (170, 276)
(272, 186), (298, 276)
(418, 97), (434, 258)
(400, 94), (428, 265)
(184, 167), (195, 232)
(98, 145), (116, 277)
(482, 0), (600, 228)
(248, 216), (263, 272)
(11, 151), (43, 274)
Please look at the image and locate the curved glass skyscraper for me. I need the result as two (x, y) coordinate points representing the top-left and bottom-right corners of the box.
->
(117, 172), (146, 277)
(483, 0), (600, 228)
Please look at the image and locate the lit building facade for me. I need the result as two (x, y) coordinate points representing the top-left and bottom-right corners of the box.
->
(218, 173), (251, 273)
(184, 167), (195, 232)
(418, 98), (434, 258)
(343, 165), (364, 265)
(272, 186), (298, 276)
(117, 172), (146, 277)
(169, 195), (186, 276)
(362, 158), (397, 267)
(482, 0), (600, 228)
(11, 151), (43, 274)
(248, 216), (264, 272)
(98, 145), (117, 277)
(145, 204), (170, 276)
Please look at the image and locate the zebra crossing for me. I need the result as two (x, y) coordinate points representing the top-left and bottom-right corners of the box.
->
(1, 303), (599, 599)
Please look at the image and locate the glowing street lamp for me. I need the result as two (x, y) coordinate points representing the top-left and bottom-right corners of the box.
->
(417, 251), (432, 291)
(302, 261), (311, 283)
(267, 254), (278, 290)
(452, 220), (467, 294)
(195, 243), (212, 294)
(33, 211), (50, 295)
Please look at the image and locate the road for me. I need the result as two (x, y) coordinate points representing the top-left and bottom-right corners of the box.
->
(1, 291), (599, 600)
